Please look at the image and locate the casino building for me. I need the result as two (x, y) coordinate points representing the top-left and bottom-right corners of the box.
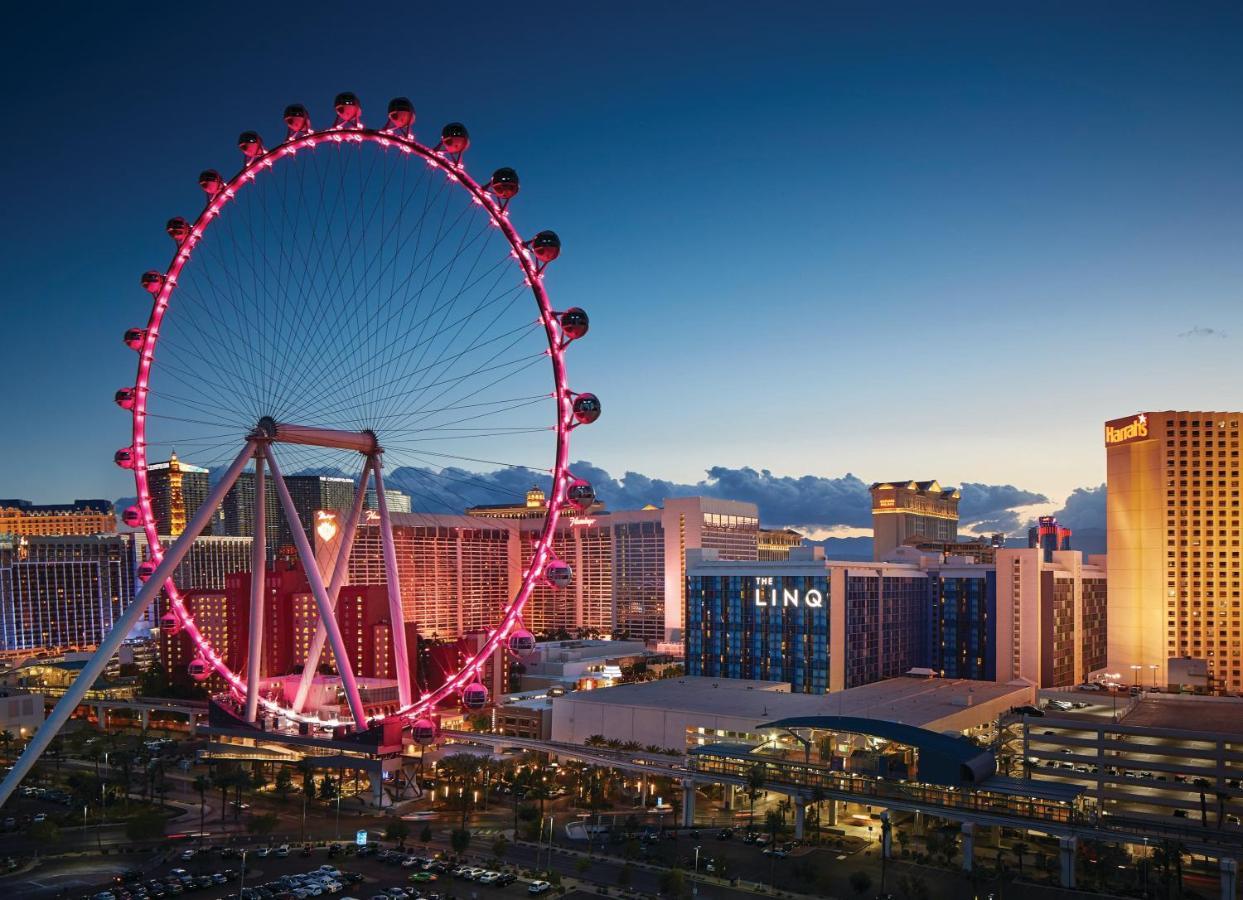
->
(686, 546), (1107, 693)
(870, 480), (961, 560)
(1106, 410), (1243, 694)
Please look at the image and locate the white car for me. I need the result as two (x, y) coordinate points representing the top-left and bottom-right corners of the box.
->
(276, 844), (291, 857)
(528, 881), (552, 895)
(401, 856), (420, 868)
(478, 872), (501, 885)
(256, 846), (271, 857)
(179, 848), (195, 861)
(319, 866), (344, 878)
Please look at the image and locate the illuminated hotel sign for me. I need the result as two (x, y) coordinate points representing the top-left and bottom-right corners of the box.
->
(1105, 413), (1150, 446)
(753, 576), (824, 608)
(315, 510), (338, 542)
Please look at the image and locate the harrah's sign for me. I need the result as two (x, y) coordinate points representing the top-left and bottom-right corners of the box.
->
(754, 576), (824, 608)
(1105, 413), (1150, 446)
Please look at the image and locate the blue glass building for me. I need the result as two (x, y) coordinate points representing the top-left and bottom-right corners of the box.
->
(926, 569), (997, 680)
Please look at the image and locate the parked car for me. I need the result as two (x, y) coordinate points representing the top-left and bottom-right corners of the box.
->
(528, 882), (552, 896)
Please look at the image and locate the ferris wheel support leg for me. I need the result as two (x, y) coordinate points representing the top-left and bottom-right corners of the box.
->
(0, 439), (257, 810)
(291, 457), (373, 715)
(244, 450), (267, 723)
(371, 455), (413, 708)
(266, 444), (369, 730)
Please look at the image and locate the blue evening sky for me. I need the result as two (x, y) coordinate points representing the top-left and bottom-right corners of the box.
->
(2, 2), (1240, 508)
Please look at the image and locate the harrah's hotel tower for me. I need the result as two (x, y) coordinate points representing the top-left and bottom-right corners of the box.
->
(1107, 411), (1243, 694)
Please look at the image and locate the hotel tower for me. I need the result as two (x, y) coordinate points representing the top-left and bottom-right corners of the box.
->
(1106, 411), (1242, 693)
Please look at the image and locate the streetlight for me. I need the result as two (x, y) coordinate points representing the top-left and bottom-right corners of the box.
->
(1104, 673), (1121, 720)
(1130, 664), (1142, 688)
(1148, 664), (1159, 690)
(237, 848), (248, 896)
(693, 844), (701, 898)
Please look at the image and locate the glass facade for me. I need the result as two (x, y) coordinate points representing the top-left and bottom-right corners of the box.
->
(686, 573), (829, 693)
(927, 572), (996, 680)
(843, 574), (927, 688)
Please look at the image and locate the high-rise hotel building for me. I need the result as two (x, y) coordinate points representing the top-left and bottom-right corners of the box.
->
(1106, 411), (1242, 693)
(146, 453), (209, 537)
(870, 480), (960, 560)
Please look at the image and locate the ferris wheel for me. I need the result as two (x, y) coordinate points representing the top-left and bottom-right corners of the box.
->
(0, 92), (600, 802)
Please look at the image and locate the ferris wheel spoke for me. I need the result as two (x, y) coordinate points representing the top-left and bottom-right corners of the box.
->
(310, 267), (525, 429)
(378, 328), (544, 434)
(294, 197), (487, 424)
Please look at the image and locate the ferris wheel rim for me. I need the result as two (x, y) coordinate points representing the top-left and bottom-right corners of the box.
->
(121, 117), (579, 728)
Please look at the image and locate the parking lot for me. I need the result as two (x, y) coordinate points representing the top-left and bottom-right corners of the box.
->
(47, 842), (566, 900)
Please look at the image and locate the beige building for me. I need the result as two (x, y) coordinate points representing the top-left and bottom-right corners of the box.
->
(870, 480), (960, 561)
(995, 548), (1108, 688)
(1105, 411), (1242, 694)
(0, 500), (115, 537)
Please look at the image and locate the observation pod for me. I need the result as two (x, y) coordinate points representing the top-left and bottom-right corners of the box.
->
(114, 448), (135, 469)
(159, 611), (181, 635)
(462, 682), (488, 710)
(560, 308), (589, 341)
(572, 394), (601, 425)
(123, 328), (147, 351)
(387, 97), (415, 130)
(188, 658), (211, 682)
(114, 388), (137, 410)
(166, 218), (191, 242)
(507, 629), (537, 656)
(141, 271), (165, 294)
(121, 506), (143, 527)
(489, 167), (520, 201)
(283, 104), (311, 135)
(238, 131), (266, 160)
(136, 560), (157, 581)
(530, 230), (561, 263)
(333, 92), (362, 125)
(411, 717), (436, 745)
(545, 560), (573, 589)
(565, 479), (596, 512)
(198, 169), (224, 196)
(440, 122), (470, 155)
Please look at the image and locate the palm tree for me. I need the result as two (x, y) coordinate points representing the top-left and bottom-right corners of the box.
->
(810, 786), (826, 845)
(746, 764), (765, 831)
(643, 744), (663, 755)
(0, 729), (13, 763)
(585, 735), (608, 748)
(1011, 840), (1028, 879)
(212, 767), (235, 825)
(621, 740), (642, 752)
(191, 773), (209, 846)
(605, 738), (624, 750)
(440, 753), (483, 831)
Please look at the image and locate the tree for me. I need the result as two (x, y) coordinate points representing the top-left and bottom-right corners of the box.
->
(29, 819), (61, 847)
(765, 809), (784, 845)
(746, 764), (765, 830)
(659, 868), (687, 899)
(450, 827), (472, 855)
(0, 729), (13, 762)
(420, 823), (433, 846)
(1011, 840), (1029, 878)
(492, 835), (509, 862)
(190, 773), (209, 843)
(125, 810), (167, 843)
(247, 812), (280, 838)
(385, 818), (411, 849)
(319, 774), (338, 801)
(469, 713), (491, 733)
(618, 864), (632, 890)
(212, 766), (235, 825)
(585, 735), (608, 748)
(849, 870), (873, 896)
(274, 767), (294, 802)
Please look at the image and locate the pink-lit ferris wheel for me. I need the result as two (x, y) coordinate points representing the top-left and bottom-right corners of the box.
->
(0, 93), (601, 801)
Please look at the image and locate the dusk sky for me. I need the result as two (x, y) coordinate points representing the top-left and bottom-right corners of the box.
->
(3, 3), (1241, 536)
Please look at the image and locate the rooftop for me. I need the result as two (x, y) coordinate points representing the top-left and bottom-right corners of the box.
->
(1120, 694), (1243, 738)
(556, 676), (1029, 730)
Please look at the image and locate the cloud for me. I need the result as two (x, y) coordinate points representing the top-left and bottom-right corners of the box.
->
(1178, 326), (1228, 339)
(1049, 484), (1106, 531)
(384, 463), (1047, 537)
(957, 482), (1050, 534)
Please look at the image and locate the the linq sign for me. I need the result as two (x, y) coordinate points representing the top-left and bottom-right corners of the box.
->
(753, 577), (824, 608)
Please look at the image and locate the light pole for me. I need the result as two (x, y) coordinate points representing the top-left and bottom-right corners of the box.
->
(1104, 672), (1121, 720)
(1130, 664), (1142, 689)
(237, 848), (248, 896)
(1149, 664), (1159, 690)
(693, 844), (701, 898)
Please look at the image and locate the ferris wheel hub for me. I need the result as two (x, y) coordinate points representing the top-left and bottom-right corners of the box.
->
(252, 418), (380, 454)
